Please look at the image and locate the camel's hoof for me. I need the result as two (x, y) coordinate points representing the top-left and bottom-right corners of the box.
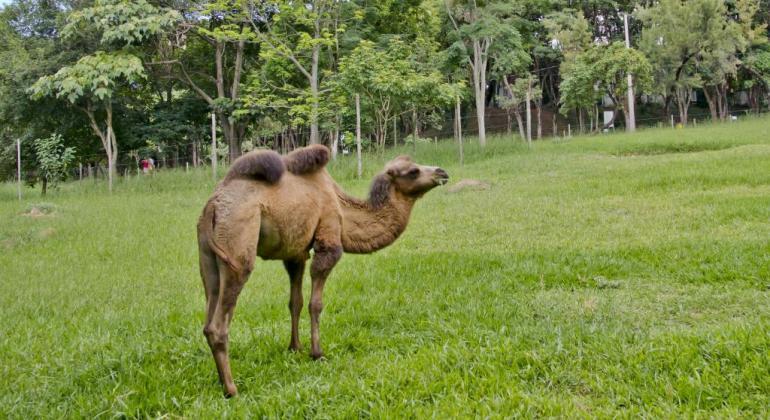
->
(310, 351), (325, 361)
(224, 383), (238, 398)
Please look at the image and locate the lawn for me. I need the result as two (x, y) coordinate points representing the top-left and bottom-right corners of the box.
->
(1, 117), (769, 417)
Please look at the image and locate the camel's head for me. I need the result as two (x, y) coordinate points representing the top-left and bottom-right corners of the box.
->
(384, 155), (449, 197)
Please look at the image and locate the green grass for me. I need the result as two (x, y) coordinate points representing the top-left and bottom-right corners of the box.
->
(1, 117), (770, 417)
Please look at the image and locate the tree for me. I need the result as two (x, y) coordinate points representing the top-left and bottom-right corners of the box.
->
(151, 0), (260, 162)
(33, 132), (75, 195)
(590, 42), (652, 129)
(250, 0), (341, 145)
(638, 0), (741, 124)
(445, 0), (525, 146)
(30, 52), (146, 192)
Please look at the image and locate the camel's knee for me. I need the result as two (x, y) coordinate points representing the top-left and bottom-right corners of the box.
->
(311, 244), (342, 278)
(203, 324), (228, 348)
(309, 299), (323, 317)
(289, 296), (303, 313)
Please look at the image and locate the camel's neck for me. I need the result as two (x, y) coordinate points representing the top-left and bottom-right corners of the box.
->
(336, 177), (416, 254)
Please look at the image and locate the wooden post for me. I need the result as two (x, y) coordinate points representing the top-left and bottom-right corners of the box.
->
(16, 139), (21, 201)
(355, 94), (362, 179)
(694, 118), (697, 127)
(79, 163), (83, 181)
(568, 124), (571, 138)
(211, 112), (217, 181)
(671, 114), (675, 128)
(186, 162), (189, 172)
(456, 96), (463, 166)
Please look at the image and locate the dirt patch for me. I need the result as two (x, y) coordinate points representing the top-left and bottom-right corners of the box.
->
(23, 203), (57, 217)
(612, 142), (737, 157)
(37, 228), (56, 239)
(447, 179), (491, 193)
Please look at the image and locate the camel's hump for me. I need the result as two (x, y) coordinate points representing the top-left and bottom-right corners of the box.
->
(283, 144), (331, 175)
(225, 150), (285, 184)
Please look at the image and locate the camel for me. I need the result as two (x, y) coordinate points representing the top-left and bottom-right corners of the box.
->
(197, 144), (449, 397)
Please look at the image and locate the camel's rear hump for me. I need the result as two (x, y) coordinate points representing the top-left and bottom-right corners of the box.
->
(283, 144), (330, 175)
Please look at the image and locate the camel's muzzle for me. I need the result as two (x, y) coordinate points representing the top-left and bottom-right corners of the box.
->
(433, 168), (449, 185)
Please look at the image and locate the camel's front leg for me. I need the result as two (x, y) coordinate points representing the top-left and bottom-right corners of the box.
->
(309, 241), (342, 360)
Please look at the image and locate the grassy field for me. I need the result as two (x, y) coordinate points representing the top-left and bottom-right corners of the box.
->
(1, 117), (770, 417)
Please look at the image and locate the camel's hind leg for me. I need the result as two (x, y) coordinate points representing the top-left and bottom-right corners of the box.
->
(199, 245), (220, 331)
(283, 260), (306, 351)
(204, 261), (249, 397)
(202, 211), (260, 397)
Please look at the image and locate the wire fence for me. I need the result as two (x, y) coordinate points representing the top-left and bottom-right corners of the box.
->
(10, 103), (770, 189)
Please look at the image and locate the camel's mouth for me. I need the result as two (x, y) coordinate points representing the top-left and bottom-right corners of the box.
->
(433, 168), (449, 186)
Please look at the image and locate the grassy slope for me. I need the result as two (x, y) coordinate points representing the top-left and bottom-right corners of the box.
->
(1, 118), (769, 417)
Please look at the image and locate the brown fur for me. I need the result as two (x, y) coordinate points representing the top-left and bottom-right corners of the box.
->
(224, 150), (284, 183)
(283, 144), (330, 175)
(196, 149), (448, 397)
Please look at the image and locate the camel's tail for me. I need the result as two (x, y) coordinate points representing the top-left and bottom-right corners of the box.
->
(225, 150), (285, 183)
(283, 144), (330, 175)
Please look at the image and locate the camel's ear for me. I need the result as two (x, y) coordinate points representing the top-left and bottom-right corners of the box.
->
(386, 167), (399, 179)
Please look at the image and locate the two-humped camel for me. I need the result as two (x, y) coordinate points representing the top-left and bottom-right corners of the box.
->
(197, 145), (448, 397)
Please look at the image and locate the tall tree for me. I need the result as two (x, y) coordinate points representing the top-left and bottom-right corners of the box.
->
(152, 0), (260, 162)
(445, 0), (524, 146)
(638, 0), (741, 124)
(249, 0), (340, 145)
(30, 52), (146, 192)
(29, 0), (176, 191)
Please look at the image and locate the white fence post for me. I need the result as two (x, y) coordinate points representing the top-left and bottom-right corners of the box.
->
(16, 139), (22, 201)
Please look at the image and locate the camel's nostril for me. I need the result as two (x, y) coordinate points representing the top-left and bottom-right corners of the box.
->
(435, 168), (449, 179)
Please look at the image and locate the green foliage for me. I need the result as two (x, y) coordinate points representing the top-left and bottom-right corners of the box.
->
(559, 42), (652, 117)
(33, 133), (76, 191)
(63, 0), (179, 46)
(30, 51), (145, 103)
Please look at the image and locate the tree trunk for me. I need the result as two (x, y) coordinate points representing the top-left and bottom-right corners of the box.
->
(309, 44), (320, 144)
(101, 102), (117, 193)
(674, 87), (691, 125)
(331, 116), (340, 159)
(525, 81), (532, 146)
(514, 110), (525, 141)
(455, 95), (463, 166)
(412, 108), (418, 154)
(536, 100), (542, 139)
(355, 94), (362, 179)
(703, 87), (719, 121)
(472, 40), (487, 147)
(578, 109), (584, 134)
(392, 116), (398, 147)
(717, 83), (729, 120)
(552, 113), (557, 137)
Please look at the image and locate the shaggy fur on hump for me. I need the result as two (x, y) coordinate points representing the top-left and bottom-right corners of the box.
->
(368, 174), (392, 209)
(283, 144), (330, 175)
(224, 150), (285, 183)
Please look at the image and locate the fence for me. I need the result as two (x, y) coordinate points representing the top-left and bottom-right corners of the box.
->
(9, 104), (769, 199)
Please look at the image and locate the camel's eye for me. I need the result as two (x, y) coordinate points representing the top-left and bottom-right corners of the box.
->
(406, 168), (420, 178)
